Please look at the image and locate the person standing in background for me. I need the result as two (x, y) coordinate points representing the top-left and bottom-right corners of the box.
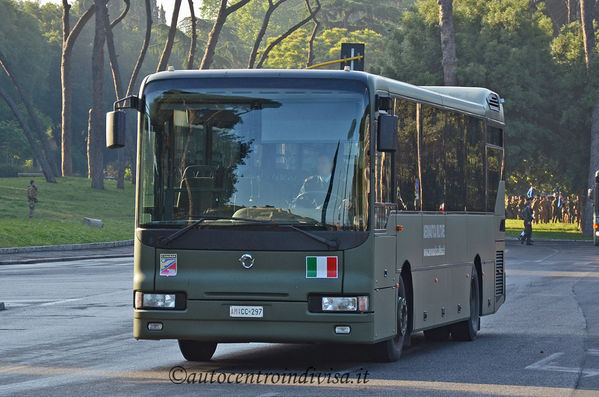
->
(27, 180), (38, 218)
(520, 197), (534, 245)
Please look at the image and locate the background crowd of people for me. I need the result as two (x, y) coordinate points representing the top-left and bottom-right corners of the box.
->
(506, 194), (582, 229)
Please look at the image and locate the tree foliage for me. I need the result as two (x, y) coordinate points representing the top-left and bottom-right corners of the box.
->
(0, 0), (58, 175)
(0, 0), (595, 201)
(377, 0), (590, 197)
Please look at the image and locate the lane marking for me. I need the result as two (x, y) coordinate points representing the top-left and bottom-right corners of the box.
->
(1, 364), (597, 396)
(507, 270), (599, 278)
(535, 248), (560, 263)
(39, 297), (84, 307)
(526, 351), (599, 378)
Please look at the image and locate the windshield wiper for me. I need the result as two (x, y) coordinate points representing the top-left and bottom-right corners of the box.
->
(241, 221), (337, 249)
(321, 141), (340, 225)
(284, 224), (338, 250)
(159, 218), (207, 246)
(239, 220), (338, 249)
(158, 216), (270, 246)
(158, 216), (337, 250)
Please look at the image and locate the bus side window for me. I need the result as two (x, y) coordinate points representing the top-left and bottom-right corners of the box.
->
(466, 117), (485, 212)
(420, 105), (446, 212)
(394, 98), (418, 211)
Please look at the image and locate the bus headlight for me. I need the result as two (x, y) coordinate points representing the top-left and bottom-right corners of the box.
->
(135, 292), (185, 310)
(321, 296), (368, 312)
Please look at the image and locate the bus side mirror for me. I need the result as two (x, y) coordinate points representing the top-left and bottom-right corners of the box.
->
(106, 95), (140, 149)
(594, 170), (599, 208)
(106, 110), (126, 149)
(377, 113), (397, 152)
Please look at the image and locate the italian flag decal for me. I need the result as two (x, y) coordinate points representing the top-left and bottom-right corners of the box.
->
(306, 256), (338, 279)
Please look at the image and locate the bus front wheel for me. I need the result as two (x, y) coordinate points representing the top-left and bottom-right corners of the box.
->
(178, 340), (218, 361)
(371, 277), (409, 362)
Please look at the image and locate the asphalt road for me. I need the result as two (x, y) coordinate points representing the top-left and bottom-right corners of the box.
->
(1, 241), (599, 396)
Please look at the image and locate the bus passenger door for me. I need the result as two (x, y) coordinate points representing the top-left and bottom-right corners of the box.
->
(373, 208), (398, 341)
(415, 215), (448, 329)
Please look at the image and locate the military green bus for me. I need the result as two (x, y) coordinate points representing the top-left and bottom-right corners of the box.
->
(106, 69), (505, 362)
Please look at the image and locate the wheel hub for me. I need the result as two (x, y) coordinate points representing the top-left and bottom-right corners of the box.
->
(398, 296), (408, 336)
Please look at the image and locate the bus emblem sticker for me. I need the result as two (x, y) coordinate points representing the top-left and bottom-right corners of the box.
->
(239, 253), (255, 269)
(306, 256), (338, 278)
(159, 254), (177, 276)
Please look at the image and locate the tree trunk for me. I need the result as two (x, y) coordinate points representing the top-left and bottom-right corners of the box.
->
(200, 0), (253, 70)
(88, 0), (107, 190)
(0, 85), (56, 183)
(105, 10), (124, 189)
(156, 0), (182, 72)
(126, 0), (153, 184)
(200, 0), (228, 70)
(305, 0), (320, 67)
(248, 0), (287, 69)
(438, 0), (458, 85)
(581, 0), (594, 72)
(104, 0), (130, 190)
(567, 0), (576, 22)
(583, 92), (599, 235)
(580, 0), (598, 235)
(127, 0), (152, 96)
(109, 0), (130, 27)
(87, 108), (93, 179)
(0, 55), (59, 178)
(61, 1), (96, 177)
(255, 0), (320, 69)
(186, 0), (197, 69)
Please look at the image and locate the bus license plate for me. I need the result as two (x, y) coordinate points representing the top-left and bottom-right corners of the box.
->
(229, 305), (263, 318)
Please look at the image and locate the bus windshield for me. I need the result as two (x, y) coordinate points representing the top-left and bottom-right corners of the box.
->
(138, 78), (370, 231)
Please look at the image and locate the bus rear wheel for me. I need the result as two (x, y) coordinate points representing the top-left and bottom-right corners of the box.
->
(451, 266), (480, 341)
(178, 340), (218, 361)
(372, 277), (409, 362)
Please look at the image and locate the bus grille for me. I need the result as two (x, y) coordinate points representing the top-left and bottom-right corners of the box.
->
(495, 250), (505, 298)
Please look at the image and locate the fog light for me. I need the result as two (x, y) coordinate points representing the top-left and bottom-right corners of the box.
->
(335, 326), (351, 334)
(147, 322), (163, 331)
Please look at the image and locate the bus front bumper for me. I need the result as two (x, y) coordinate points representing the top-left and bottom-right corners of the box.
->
(134, 300), (376, 344)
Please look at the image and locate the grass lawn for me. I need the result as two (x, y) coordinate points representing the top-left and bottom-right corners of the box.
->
(0, 176), (590, 247)
(505, 219), (588, 240)
(0, 176), (135, 248)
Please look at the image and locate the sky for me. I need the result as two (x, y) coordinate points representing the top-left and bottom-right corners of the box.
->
(157, 0), (194, 22)
(38, 0), (193, 24)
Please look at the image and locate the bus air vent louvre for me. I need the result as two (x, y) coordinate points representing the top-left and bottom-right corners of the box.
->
(495, 250), (505, 297)
(487, 94), (501, 111)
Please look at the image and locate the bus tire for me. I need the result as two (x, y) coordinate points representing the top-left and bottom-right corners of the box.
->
(451, 266), (480, 341)
(178, 340), (218, 361)
(371, 276), (410, 362)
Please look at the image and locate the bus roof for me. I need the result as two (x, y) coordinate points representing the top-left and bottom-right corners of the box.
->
(143, 69), (504, 124)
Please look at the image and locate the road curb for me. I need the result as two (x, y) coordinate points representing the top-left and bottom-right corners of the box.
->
(0, 240), (133, 255)
(0, 253), (133, 265)
(506, 237), (593, 243)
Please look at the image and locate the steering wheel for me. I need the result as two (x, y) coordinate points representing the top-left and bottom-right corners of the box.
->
(292, 191), (343, 210)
